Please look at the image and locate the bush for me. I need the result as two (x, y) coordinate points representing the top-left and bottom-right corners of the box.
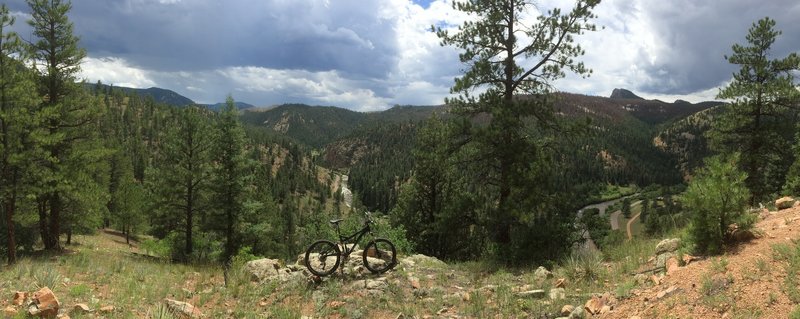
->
(681, 154), (751, 255)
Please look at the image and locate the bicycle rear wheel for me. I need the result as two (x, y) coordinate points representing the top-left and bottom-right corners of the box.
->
(305, 240), (341, 276)
(362, 238), (396, 274)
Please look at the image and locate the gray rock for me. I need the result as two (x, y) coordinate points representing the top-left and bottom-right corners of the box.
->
(244, 258), (282, 282)
(633, 273), (648, 285)
(656, 252), (675, 269)
(534, 266), (553, 281)
(655, 238), (681, 255)
(568, 306), (585, 319)
(549, 288), (566, 300)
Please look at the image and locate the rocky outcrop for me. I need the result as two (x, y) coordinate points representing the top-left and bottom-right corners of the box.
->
(244, 258), (282, 282)
(655, 238), (681, 255)
(776, 196), (796, 210)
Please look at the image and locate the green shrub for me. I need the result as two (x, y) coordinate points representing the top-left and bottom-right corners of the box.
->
(681, 154), (751, 255)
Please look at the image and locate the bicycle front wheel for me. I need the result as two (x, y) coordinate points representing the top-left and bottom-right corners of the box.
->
(305, 240), (341, 276)
(362, 238), (397, 274)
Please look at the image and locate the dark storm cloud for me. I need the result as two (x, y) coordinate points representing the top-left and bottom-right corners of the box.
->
(7, 0), (399, 80)
(636, 0), (800, 94)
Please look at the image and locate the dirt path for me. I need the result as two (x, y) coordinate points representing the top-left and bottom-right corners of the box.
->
(626, 211), (641, 240)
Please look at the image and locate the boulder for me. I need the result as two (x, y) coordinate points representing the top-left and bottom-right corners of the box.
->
(549, 288), (566, 301)
(560, 305), (575, 316)
(534, 266), (553, 281)
(656, 252), (675, 269)
(244, 258), (282, 282)
(71, 304), (91, 314)
(28, 287), (59, 318)
(584, 295), (604, 315)
(776, 196), (795, 210)
(655, 238), (681, 255)
(12, 291), (26, 306)
(399, 254), (446, 268)
(568, 306), (585, 319)
(164, 299), (203, 319)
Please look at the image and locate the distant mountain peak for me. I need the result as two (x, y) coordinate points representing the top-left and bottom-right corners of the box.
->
(610, 88), (644, 100)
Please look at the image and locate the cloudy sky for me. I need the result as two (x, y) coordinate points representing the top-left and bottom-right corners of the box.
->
(5, 0), (800, 111)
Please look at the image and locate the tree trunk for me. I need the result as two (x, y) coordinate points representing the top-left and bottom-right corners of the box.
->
(185, 185), (194, 258)
(48, 192), (62, 251)
(4, 197), (16, 265)
(38, 198), (53, 250)
(66, 227), (72, 245)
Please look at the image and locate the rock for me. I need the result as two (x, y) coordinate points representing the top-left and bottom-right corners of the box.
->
(29, 287), (59, 318)
(776, 196), (795, 210)
(682, 254), (697, 265)
(568, 306), (585, 319)
(164, 299), (203, 319)
(549, 288), (566, 301)
(600, 305), (612, 314)
(244, 258), (282, 282)
(99, 305), (114, 313)
(409, 276), (420, 289)
(560, 304), (575, 316)
(555, 278), (567, 288)
(12, 291), (26, 306)
(666, 257), (680, 275)
(517, 289), (546, 299)
(3, 306), (17, 317)
(656, 252), (675, 269)
(634, 273), (648, 285)
(534, 266), (554, 281)
(72, 304), (91, 313)
(651, 274), (663, 285)
(656, 286), (679, 299)
(732, 229), (756, 242)
(584, 295), (604, 315)
(655, 238), (681, 255)
(400, 254), (446, 267)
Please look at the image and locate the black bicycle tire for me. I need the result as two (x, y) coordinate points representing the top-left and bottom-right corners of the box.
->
(305, 240), (341, 276)
(362, 238), (397, 274)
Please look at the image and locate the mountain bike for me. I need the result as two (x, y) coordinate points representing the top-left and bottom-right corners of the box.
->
(304, 212), (397, 276)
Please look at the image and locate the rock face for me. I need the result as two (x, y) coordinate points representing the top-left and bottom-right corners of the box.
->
(28, 287), (59, 318)
(776, 196), (795, 210)
(164, 299), (203, 319)
(244, 258), (282, 282)
(655, 238), (681, 255)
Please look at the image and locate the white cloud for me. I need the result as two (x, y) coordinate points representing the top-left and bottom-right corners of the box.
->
(80, 57), (156, 88)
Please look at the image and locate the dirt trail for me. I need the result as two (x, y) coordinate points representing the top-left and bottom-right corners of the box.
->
(604, 203), (800, 319)
(626, 211), (641, 240)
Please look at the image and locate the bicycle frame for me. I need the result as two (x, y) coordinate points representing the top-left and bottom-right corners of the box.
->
(333, 222), (373, 257)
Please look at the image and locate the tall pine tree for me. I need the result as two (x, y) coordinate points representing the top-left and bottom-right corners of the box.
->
(709, 17), (800, 204)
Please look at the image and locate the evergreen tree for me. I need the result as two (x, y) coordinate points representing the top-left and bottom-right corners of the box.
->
(433, 0), (599, 261)
(149, 106), (213, 260)
(210, 96), (255, 264)
(709, 17), (800, 204)
(0, 4), (38, 264)
(27, 0), (104, 251)
(682, 154), (752, 255)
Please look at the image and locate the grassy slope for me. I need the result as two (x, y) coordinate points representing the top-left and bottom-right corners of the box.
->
(0, 229), (664, 318)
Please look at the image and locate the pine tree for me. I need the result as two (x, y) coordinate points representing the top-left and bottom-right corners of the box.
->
(149, 106), (213, 260)
(709, 17), (800, 204)
(433, 0), (599, 260)
(0, 4), (38, 264)
(210, 96), (255, 264)
(27, 0), (105, 251)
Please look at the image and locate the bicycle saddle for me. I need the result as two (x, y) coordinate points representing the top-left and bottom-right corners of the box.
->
(329, 218), (343, 224)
